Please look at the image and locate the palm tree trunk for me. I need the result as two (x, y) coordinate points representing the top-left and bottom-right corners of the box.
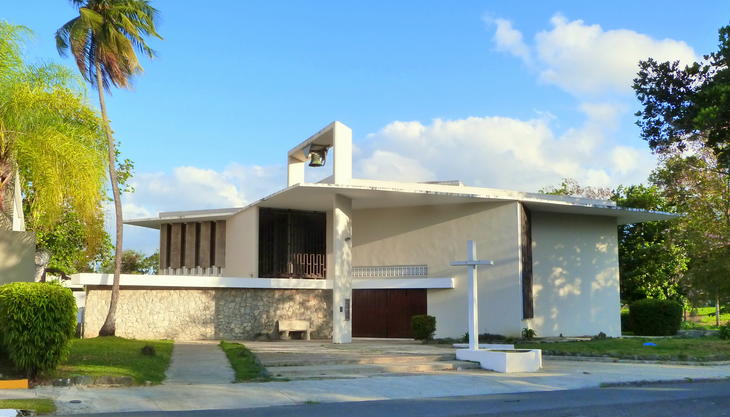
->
(95, 63), (123, 337)
(716, 294), (721, 328)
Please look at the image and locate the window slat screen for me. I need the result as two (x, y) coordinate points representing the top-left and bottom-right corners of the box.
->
(258, 208), (326, 279)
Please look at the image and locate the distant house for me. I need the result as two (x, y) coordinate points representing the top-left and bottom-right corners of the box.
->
(76, 122), (672, 341)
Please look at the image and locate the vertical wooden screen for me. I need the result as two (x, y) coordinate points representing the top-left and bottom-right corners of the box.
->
(258, 208), (326, 278)
(158, 220), (226, 273)
(520, 203), (534, 319)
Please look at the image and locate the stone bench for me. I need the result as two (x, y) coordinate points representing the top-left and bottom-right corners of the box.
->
(276, 319), (311, 340)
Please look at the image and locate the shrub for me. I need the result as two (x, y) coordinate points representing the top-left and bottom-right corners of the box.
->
(620, 311), (632, 332)
(592, 332), (608, 341)
(719, 324), (730, 340)
(479, 333), (507, 342)
(411, 315), (436, 340)
(629, 299), (682, 336)
(521, 328), (536, 340)
(0, 282), (77, 377)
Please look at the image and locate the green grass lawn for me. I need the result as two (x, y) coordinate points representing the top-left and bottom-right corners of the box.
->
(689, 307), (730, 328)
(517, 337), (730, 361)
(55, 336), (173, 384)
(0, 399), (55, 414)
(219, 341), (272, 382)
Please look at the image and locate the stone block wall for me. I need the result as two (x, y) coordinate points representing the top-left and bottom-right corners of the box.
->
(83, 287), (332, 340)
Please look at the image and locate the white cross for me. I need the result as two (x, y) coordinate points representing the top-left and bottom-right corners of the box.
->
(450, 240), (494, 351)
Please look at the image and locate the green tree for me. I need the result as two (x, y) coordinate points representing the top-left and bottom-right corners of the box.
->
(650, 150), (730, 325)
(613, 185), (688, 303)
(56, 0), (161, 336)
(0, 22), (107, 237)
(634, 23), (730, 170)
(30, 209), (112, 275)
(102, 250), (158, 274)
(539, 178), (614, 200)
(634, 22), (730, 325)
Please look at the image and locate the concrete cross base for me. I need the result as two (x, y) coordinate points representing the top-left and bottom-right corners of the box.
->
(456, 348), (542, 373)
(452, 343), (515, 350)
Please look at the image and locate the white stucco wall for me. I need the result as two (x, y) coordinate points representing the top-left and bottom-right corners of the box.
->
(529, 211), (621, 337)
(0, 231), (35, 284)
(222, 206), (258, 277)
(351, 202), (522, 338)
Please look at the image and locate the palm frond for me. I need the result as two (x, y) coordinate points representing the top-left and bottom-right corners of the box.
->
(57, 0), (162, 92)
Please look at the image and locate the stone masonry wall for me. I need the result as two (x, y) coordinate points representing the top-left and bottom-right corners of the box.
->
(83, 287), (332, 340)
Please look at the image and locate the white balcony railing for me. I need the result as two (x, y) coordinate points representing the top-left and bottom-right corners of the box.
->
(352, 265), (428, 279)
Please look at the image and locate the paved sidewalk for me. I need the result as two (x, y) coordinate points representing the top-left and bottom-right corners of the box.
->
(165, 341), (235, 385)
(5, 359), (730, 415)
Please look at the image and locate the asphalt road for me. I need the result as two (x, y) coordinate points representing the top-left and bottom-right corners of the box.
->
(69, 380), (730, 417)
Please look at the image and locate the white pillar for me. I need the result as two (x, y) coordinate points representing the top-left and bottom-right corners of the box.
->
(287, 156), (305, 186)
(332, 194), (352, 343)
(332, 122), (352, 185)
(467, 240), (479, 350)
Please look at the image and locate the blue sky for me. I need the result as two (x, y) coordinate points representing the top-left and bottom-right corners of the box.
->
(4, 1), (729, 253)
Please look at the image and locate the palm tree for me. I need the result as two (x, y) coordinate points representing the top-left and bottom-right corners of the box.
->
(0, 22), (107, 236)
(56, 0), (162, 336)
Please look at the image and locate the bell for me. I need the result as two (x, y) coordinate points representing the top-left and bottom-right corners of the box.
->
(308, 148), (327, 167)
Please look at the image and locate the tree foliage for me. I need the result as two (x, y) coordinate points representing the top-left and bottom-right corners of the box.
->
(613, 185), (688, 302)
(102, 250), (158, 274)
(0, 22), (107, 233)
(650, 149), (730, 307)
(539, 178), (614, 200)
(30, 209), (112, 274)
(634, 24), (730, 170)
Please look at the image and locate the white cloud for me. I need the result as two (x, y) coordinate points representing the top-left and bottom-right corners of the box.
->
(488, 14), (698, 95)
(119, 163), (283, 253)
(355, 112), (655, 192)
(124, 164), (283, 216)
(485, 16), (531, 63)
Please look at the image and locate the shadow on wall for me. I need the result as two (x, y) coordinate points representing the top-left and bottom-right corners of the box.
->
(0, 231), (35, 284)
(531, 213), (619, 337)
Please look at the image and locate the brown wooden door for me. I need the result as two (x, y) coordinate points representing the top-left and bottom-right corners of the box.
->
(352, 289), (427, 338)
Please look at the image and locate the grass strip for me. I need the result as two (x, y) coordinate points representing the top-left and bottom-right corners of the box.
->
(0, 399), (56, 414)
(517, 337), (730, 361)
(55, 336), (173, 384)
(219, 341), (272, 382)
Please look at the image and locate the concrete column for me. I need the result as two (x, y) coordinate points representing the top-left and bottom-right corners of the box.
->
(331, 194), (352, 344)
(332, 122), (352, 185)
(159, 224), (169, 270)
(287, 156), (305, 186)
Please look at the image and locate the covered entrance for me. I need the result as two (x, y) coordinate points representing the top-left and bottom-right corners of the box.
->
(352, 289), (427, 338)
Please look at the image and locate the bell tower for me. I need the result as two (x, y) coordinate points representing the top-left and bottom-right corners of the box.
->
(287, 121), (352, 186)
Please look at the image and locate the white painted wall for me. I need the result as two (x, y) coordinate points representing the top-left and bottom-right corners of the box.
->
(529, 212), (621, 337)
(352, 202), (523, 338)
(0, 231), (35, 284)
(222, 206), (258, 277)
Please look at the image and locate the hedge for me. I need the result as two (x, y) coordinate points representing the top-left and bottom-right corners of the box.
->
(629, 298), (682, 336)
(620, 311), (632, 332)
(0, 282), (77, 377)
(411, 315), (436, 340)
